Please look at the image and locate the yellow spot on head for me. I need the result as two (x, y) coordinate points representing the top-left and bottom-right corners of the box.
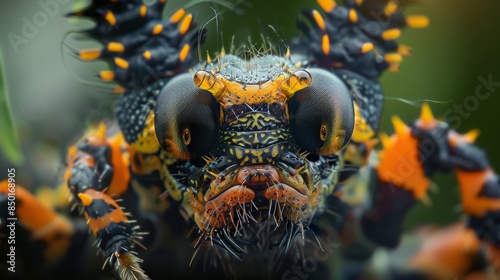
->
(322, 34), (330, 56)
(361, 42), (374, 53)
(78, 193), (93, 206)
(114, 57), (129, 69)
(349, 9), (358, 23)
(381, 28), (401, 41)
(99, 71), (115, 81)
(317, 0), (336, 12)
(79, 49), (101, 60)
(312, 10), (326, 31)
(105, 11), (116, 26)
(152, 24), (163, 35)
(107, 42), (125, 52)
(143, 50), (151, 60)
(179, 44), (190, 63)
(406, 15), (430, 28)
(355, 0), (363, 5)
(170, 9), (185, 23)
(179, 14), (193, 35)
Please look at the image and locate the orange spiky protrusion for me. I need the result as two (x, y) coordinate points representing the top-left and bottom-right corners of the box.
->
(113, 86), (125, 94)
(143, 50), (151, 60)
(179, 14), (193, 35)
(152, 24), (163, 35)
(406, 15), (430, 29)
(139, 5), (147, 17)
(105, 11), (117, 26)
(170, 9), (185, 23)
(79, 49), (101, 60)
(398, 45), (413, 56)
(322, 34), (330, 56)
(349, 9), (358, 23)
(361, 42), (374, 54)
(391, 115), (409, 136)
(377, 116), (430, 199)
(464, 129), (480, 143)
(114, 57), (129, 69)
(416, 103), (439, 130)
(384, 53), (403, 64)
(379, 132), (392, 150)
(312, 10), (326, 31)
(99, 71), (115, 81)
(384, 0), (398, 15)
(317, 0), (336, 12)
(107, 42), (125, 53)
(78, 193), (93, 206)
(179, 44), (190, 63)
(382, 29), (401, 41)
(420, 102), (435, 122)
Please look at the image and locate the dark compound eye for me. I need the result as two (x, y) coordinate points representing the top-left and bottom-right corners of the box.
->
(154, 73), (219, 160)
(289, 68), (355, 155)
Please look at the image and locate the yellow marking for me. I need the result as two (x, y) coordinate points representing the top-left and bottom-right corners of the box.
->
(235, 148), (243, 159)
(406, 15), (430, 28)
(381, 28), (401, 40)
(317, 0), (336, 12)
(77, 193), (93, 206)
(107, 42), (125, 52)
(355, 0), (363, 4)
(398, 44), (412, 56)
(349, 9), (358, 23)
(361, 42), (374, 53)
(384, 53), (403, 63)
(143, 50), (151, 60)
(79, 49), (100, 60)
(279, 70), (312, 96)
(312, 10), (326, 31)
(384, 0), (398, 15)
(322, 34), (330, 56)
(179, 44), (190, 62)
(169, 9), (185, 23)
(113, 86), (125, 94)
(99, 71), (114, 81)
(152, 24), (163, 35)
(271, 146), (279, 157)
(114, 57), (129, 69)
(388, 64), (400, 72)
(105, 11), (116, 26)
(140, 5), (147, 17)
(391, 115), (408, 136)
(351, 102), (375, 142)
(285, 47), (291, 58)
(179, 14), (193, 35)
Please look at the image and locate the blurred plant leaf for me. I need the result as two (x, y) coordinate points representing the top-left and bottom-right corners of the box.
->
(0, 50), (23, 164)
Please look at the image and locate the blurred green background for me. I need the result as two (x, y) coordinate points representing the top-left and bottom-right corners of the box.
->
(0, 0), (499, 230)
